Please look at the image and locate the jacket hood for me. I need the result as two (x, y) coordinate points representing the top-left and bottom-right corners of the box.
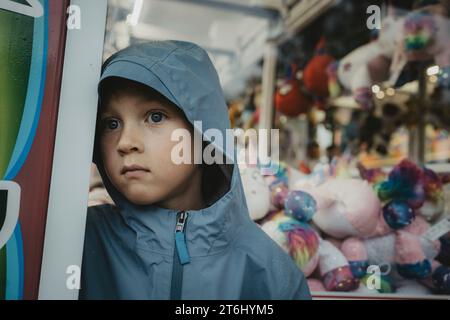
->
(93, 40), (251, 256)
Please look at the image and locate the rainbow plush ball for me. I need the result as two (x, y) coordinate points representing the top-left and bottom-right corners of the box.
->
(284, 190), (316, 222)
(382, 200), (415, 230)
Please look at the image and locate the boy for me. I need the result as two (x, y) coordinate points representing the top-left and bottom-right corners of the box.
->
(79, 40), (311, 300)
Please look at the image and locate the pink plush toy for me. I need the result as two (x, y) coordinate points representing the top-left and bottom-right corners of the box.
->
(340, 160), (444, 285)
(341, 215), (442, 283)
(317, 239), (359, 291)
(294, 178), (382, 239)
(359, 159), (445, 223)
(261, 174), (359, 292)
(261, 212), (359, 292)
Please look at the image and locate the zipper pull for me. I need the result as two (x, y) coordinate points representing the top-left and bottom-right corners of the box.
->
(175, 211), (190, 265)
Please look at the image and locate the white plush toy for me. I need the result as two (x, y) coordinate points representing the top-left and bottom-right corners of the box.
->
(239, 164), (271, 221)
(336, 10), (405, 110)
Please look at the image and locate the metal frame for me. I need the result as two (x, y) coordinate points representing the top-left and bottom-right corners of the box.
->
(162, 0), (280, 20)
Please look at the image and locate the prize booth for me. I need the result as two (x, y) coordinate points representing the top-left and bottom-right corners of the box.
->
(1, 0), (449, 300)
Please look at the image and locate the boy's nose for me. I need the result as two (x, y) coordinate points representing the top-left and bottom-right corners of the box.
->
(117, 126), (144, 155)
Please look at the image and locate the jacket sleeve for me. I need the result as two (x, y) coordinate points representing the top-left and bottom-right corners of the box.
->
(273, 251), (312, 300)
(284, 266), (312, 300)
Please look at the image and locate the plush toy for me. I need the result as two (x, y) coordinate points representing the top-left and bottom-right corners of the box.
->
(294, 178), (382, 239)
(290, 158), (450, 294)
(375, 159), (446, 223)
(359, 159), (446, 222)
(335, 9), (405, 110)
(430, 263), (450, 293)
(239, 164), (271, 221)
(261, 211), (320, 277)
(437, 231), (450, 265)
(375, 159), (426, 211)
(262, 175), (359, 291)
(275, 65), (313, 117)
(341, 215), (442, 282)
(261, 212), (359, 291)
(403, 0), (450, 68)
(341, 160), (447, 285)
(303, 38), (335, 107)
(317, 239), (359, 291)
(418, 167), (445, 222)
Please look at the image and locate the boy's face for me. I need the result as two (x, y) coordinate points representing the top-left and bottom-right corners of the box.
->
(98, 82), (201, 208)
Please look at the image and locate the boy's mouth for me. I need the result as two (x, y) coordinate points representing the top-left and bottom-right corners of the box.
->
(121, 164), (150, 176)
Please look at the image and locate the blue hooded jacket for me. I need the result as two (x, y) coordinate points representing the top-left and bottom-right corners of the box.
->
(79, 40), (311, 300)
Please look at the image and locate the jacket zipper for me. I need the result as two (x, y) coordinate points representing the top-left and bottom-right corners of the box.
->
(170, 211), (190, 300)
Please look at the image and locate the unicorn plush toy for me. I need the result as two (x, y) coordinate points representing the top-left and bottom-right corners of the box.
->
(335, 8), (405, 110)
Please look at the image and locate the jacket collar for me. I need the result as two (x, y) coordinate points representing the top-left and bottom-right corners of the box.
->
(109, 164), (250, 257)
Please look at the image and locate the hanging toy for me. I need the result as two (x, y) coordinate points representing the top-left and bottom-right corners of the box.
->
(303, 38), (335, 107)
(403, 0), (450, 65)
(327, 61), (341, 98)
(402, 0), (450, 93)
(403, 10), (437, 61)
(275, 64), (313, 117)
(336, 7), (405, 110)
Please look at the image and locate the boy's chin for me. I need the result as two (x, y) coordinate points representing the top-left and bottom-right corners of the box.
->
(122, 189), (160, 206)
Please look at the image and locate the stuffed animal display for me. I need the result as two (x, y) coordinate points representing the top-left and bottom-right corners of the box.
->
(244, 159), (450, 296)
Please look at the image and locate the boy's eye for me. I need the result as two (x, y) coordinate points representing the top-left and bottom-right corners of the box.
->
(105, 119), (120, 130)
(148, 111), (166, 124)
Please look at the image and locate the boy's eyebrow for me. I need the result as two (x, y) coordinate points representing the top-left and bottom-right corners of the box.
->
(98, 110), (115, 119)
(99, 100), (174, 118)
